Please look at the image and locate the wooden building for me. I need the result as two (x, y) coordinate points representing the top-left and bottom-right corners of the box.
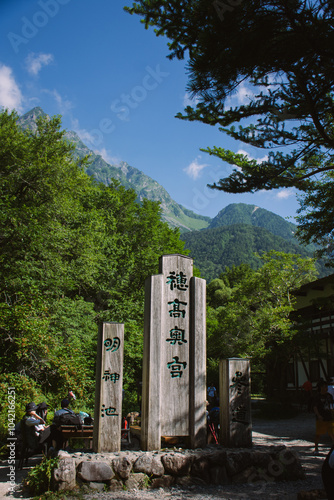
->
(287, 274), (334, 390)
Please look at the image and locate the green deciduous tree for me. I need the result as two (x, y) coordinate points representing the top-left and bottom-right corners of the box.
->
(125, 0), (334, 256)
(206, 251), (317, 396)
(0, 109), (186, 434)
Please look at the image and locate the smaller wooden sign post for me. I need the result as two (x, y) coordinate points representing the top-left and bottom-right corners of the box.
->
(93, 322), (124, 452)
(219, 358), (252, 448)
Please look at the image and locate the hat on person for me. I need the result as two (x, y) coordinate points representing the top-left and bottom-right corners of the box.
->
(61, 399), (70, 408)
(26, 402), (38, 412)
(38, 402), (49, 409)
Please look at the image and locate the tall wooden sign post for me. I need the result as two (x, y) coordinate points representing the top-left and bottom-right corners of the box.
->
(219, 358), (252, 448)
(93, 322), (124, 453)
(141, 254), (206, 450)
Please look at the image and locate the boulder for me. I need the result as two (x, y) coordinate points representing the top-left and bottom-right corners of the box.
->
(210, 465), (229, 485)
(151, 475), (175, 489)
(77, 461), (114, 482)
(191, 456), (211, 482)
(161, 452), (192, 476)
(112, 455), (133, 480)
(52, 458), (76, 491)
(108, 479), (124, 491)
(124, 473), (148, 490)
(133, 454), (164, 477)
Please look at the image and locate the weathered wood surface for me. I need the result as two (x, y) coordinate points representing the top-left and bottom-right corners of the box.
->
(142, 254), (206, 450)
(141, 275), (163, 451)
(93, 322), (124, 452)
(219, 358), (252, 448)
(160, 254), (193, 436)
(189, 276), (207, 448)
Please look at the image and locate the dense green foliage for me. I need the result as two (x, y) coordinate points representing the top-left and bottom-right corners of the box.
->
(208, 203), (297, 242)
(24, 456), (59, 495)
(181, 223), (327, 283)
(125, 0), (334, 258)
(0, 109), (186, 435)
(206, 252), (318, 394)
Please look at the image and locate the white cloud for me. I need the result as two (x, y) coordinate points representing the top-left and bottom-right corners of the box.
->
(184, 157), (209, 180)
(0, 64), (23, 112)
(95, 147), (120, 165)
(71, 118), (99, 146)
(25, 52), (54, 76)
(225, 83), (255, 110)
(42, 88), (73, 115)
(235, 83), (255, 104)
(183, 92), (199, 108)
(237, 149), (268, 163)
(276, 188), (295, 200)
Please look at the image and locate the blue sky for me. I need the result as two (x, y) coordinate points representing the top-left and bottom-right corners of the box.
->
(0, 0), (300, 221)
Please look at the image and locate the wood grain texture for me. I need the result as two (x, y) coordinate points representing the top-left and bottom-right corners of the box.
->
(93, 322), (124, 452)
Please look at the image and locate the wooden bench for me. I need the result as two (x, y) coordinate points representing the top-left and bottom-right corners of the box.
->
(129, 426), (181, 446)
(59, 425), (131, 449)
(59, 425), (94, 449)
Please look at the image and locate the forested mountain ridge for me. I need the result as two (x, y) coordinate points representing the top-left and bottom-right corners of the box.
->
(18, 108), (325, 283)
(18, 108), (210, 232)
(181, 222), (328, 283)
(208, 203), (296, 242)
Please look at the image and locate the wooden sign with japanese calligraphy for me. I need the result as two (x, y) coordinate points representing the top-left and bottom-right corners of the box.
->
(219, 358), (252, 448)
(93, 322), (124, 452)
(142, 254), (206, 450)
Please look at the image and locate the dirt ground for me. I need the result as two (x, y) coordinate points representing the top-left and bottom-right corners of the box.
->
(0, 411), (331, 500)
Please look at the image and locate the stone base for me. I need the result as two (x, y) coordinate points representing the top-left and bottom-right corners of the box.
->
(52, 445), (304, 492)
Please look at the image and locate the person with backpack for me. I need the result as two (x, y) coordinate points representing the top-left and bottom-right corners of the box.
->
(53, 399), (83, 427)
(54, 399), (75, 421)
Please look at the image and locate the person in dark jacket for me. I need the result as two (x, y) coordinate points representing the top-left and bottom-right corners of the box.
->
(312, 380), (334, 454)
(322, 445), (334, 500)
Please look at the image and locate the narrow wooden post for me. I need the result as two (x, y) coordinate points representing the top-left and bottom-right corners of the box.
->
(141, 275), (163, 451)
(93, 322), (124, 452)
(219, 358), (252, 448)
(189, 276), (207, 448)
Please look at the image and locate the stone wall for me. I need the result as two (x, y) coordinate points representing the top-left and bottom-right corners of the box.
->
(52, 445), (304, 492)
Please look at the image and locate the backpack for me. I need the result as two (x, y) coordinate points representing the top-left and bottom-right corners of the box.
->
(55, 412), (82, 428)
(209, 407), (220, 424)
(79, 411), (93, 425)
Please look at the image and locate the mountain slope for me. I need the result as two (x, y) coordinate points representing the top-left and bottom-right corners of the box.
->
(181, 224), (327, 282)
(209, 203), (296, 241)
(17, 107), (327, 282)
(17, 108), (210, 232)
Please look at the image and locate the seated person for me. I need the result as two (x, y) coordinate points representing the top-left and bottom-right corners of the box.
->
(23, 402), (52, 450)
(36, 401), (49, 422)
(54, 399), (75, 421)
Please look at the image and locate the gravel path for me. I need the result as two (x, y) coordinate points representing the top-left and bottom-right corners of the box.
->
(0, 411), (330, 500)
